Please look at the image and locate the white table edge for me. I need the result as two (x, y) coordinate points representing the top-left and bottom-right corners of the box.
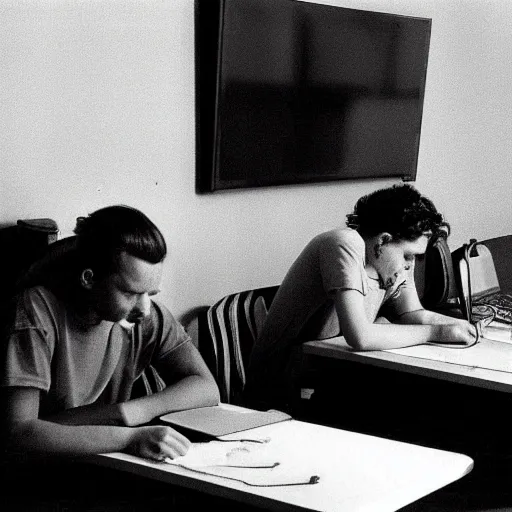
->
(89, 451), (312, 512)
(303, 339), (512, 393)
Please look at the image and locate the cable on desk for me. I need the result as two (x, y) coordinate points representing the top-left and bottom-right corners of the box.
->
(168, 463), (320, 487)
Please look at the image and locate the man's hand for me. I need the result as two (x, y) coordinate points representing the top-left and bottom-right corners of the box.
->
(126, 425), (191, 462)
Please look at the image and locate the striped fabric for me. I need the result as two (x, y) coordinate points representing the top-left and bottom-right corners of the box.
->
(197, 286), (279, 404)
(138, 364), (166, 396)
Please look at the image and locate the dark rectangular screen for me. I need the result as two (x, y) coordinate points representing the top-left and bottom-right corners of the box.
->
(196, 0), (431, 192)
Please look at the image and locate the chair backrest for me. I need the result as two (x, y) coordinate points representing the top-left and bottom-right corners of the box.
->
(0, 219), (59, 330)
(0, 219), (58, 288)
(195, 285), (279, 405)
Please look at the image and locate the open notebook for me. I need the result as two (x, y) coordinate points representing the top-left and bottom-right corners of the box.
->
(160, 404), (292, 439)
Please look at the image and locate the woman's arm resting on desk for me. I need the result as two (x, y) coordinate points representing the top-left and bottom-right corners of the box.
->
(4, 387), (190, 461)
(396, 308), (471, 326)
(390, 287), (477, 331)
(335, 289), (477, 351)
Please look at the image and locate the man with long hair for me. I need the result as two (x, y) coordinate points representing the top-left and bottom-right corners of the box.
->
(2, 205), (219, 462)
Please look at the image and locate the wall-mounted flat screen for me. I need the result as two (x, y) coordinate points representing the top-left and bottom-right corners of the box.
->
(196, 0), (432, 192)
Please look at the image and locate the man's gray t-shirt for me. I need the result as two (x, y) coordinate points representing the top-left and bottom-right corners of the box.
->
(1, 285), (191, 418)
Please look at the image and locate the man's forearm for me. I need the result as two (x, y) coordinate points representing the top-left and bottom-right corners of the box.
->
(44, 402), (125, 426)
(120, 374), (220, 427)
(45, 374), (219, 428)
(8, 419), (134, 456)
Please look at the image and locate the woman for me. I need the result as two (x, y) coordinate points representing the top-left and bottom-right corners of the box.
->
(246, 184), (476, 411)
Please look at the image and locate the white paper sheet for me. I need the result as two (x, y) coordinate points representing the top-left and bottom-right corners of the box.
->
(165, 439), (319, 486)
(166, 439), (274, 468)
(482, 322), (512, 343)
(385, 337), (512, 373)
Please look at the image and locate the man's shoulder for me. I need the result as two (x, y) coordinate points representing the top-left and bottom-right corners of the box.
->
(12, 285), (63, 328)
(148, 298), (174, 320)
(19, 285), (59, 306)
(140, 299), (191, 350)
(142, 299), (182, 331)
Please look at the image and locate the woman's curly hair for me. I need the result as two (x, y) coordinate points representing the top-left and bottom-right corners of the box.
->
(346, 184), (450, 240)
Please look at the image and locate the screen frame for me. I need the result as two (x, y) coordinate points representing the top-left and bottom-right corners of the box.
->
(196, 0), (432, 193)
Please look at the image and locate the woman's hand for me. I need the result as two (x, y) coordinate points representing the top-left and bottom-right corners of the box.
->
(431, 322), (478, 346)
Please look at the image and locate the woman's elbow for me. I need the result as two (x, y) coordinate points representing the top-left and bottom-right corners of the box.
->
(344, 337), (363, 351)
(344, 330), (373, 351)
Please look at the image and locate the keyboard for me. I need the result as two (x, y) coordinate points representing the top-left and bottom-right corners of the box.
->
(475, 293), (512, 323)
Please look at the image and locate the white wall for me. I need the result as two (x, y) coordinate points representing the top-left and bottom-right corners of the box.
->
(1, 0), (511, 319)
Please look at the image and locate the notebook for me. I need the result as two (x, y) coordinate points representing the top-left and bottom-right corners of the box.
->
(160, 404), (292, 439)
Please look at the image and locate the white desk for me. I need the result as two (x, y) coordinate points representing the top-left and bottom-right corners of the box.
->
(91, 419), (473, 512)
(303, 337), (512, 393)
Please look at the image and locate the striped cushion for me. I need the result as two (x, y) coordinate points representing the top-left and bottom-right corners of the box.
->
(197, 286), (279, 404)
